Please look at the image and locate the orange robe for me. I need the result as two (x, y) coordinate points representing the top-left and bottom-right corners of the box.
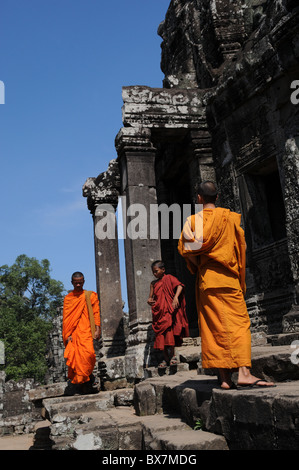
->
(178, 207), (251, 369)
(151, 274), (189, 350)
(62, 290), (101, 384)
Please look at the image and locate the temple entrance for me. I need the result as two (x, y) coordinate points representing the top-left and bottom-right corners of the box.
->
(154, 136), (199, 335)
(241, 157), (287, 251)
(238, 156), (293, 332)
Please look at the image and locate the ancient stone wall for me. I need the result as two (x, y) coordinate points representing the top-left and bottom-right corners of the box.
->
(0, 371), (41, 435)
(44, 308), (67, 384)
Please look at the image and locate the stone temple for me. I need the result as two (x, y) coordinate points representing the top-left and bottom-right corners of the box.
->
(82, 0), (299, 388)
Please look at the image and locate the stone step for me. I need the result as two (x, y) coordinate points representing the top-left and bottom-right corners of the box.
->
(41, 387), (134, 421)
(43, 391), (115, 421)
(46, 405), (228, 451)
(29, 379), (102, 403)
(33, 343), (299, 450)
(146, 428), (228, 451)
(267, 332), (299, 346)
(49, 409), (126, 450)
(29, 382), (69, 402)
(144, 362), (189, 379)
(203, 380), (299, 450)
(140, 414), (228, 451)
(250, 344), (299, 382)
(134, 368), (299, 450)
(134, 370), (218, 420)
(135, 360), (299, 418)
(195, 344), (299, 382)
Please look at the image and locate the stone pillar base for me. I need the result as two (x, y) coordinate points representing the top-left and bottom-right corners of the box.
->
(98, 355), (127, 391)
(122, 320), (161, 381)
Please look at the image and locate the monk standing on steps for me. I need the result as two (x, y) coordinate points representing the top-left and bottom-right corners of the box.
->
(178, 181), (275, 390)
(147, 261), (189, 369)
(62, 272), (101, 392)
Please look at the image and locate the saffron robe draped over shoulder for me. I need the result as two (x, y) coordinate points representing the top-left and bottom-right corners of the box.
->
(62, 290), (101, 384)
(151, 274), (189, 350)
(178, 208), (251, 369)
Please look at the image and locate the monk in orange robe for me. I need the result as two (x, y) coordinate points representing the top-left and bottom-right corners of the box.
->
(147, 260), (189, 368)
(62, 272), (101, 389)
(178, 181), (275, 389)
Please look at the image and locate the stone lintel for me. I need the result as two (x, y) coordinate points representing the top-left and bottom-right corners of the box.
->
(121, 86), (208, 129)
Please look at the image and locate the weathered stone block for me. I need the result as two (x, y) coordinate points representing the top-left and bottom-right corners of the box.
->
(113, 388), (134, 406)
(29, 382), (68, 402)
(133, 382), (157, 416)
(117, 422), (143, 451)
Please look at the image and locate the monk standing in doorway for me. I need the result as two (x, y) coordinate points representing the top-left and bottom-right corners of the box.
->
(178, 181), (275, 389)
(62, 272), (101, 392)
(148, 261), (189, 368)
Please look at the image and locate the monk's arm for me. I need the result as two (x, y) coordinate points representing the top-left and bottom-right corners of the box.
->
(94, 325), (100, 340)
(62, 297), (73, 345)
(172, 284), (183, 309)
(91, 292), (101, 339)
(147, 282), (155, 306)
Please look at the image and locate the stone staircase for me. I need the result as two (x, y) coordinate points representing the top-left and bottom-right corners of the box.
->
(29, 335), (299, 450)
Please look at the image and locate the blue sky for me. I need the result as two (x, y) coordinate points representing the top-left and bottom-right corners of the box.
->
(0, 0), (170, 307)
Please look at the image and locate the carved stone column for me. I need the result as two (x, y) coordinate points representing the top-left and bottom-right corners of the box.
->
(83, 160), (127, 389)
(115, 127), (161, 380)
(281, 137), (299, 332)
(187, 128), (216, 203)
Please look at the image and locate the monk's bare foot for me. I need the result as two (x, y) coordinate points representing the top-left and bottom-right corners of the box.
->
(237, 367), (275, 387)
(237, 377), (275, 387)
(221, 381), (233, 390)
(218, 368), (235, 389)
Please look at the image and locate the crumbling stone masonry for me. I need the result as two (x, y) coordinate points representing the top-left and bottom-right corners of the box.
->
(45, 308), (67, 384)
(83, 0), (299, 385)
(0, 372), (42, 435)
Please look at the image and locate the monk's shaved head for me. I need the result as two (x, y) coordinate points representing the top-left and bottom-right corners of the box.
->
(71, 271), (84, 280)
(197, 181), (218, 204)
(71, 272), (85, 292)
(151, 260), (165, 270)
